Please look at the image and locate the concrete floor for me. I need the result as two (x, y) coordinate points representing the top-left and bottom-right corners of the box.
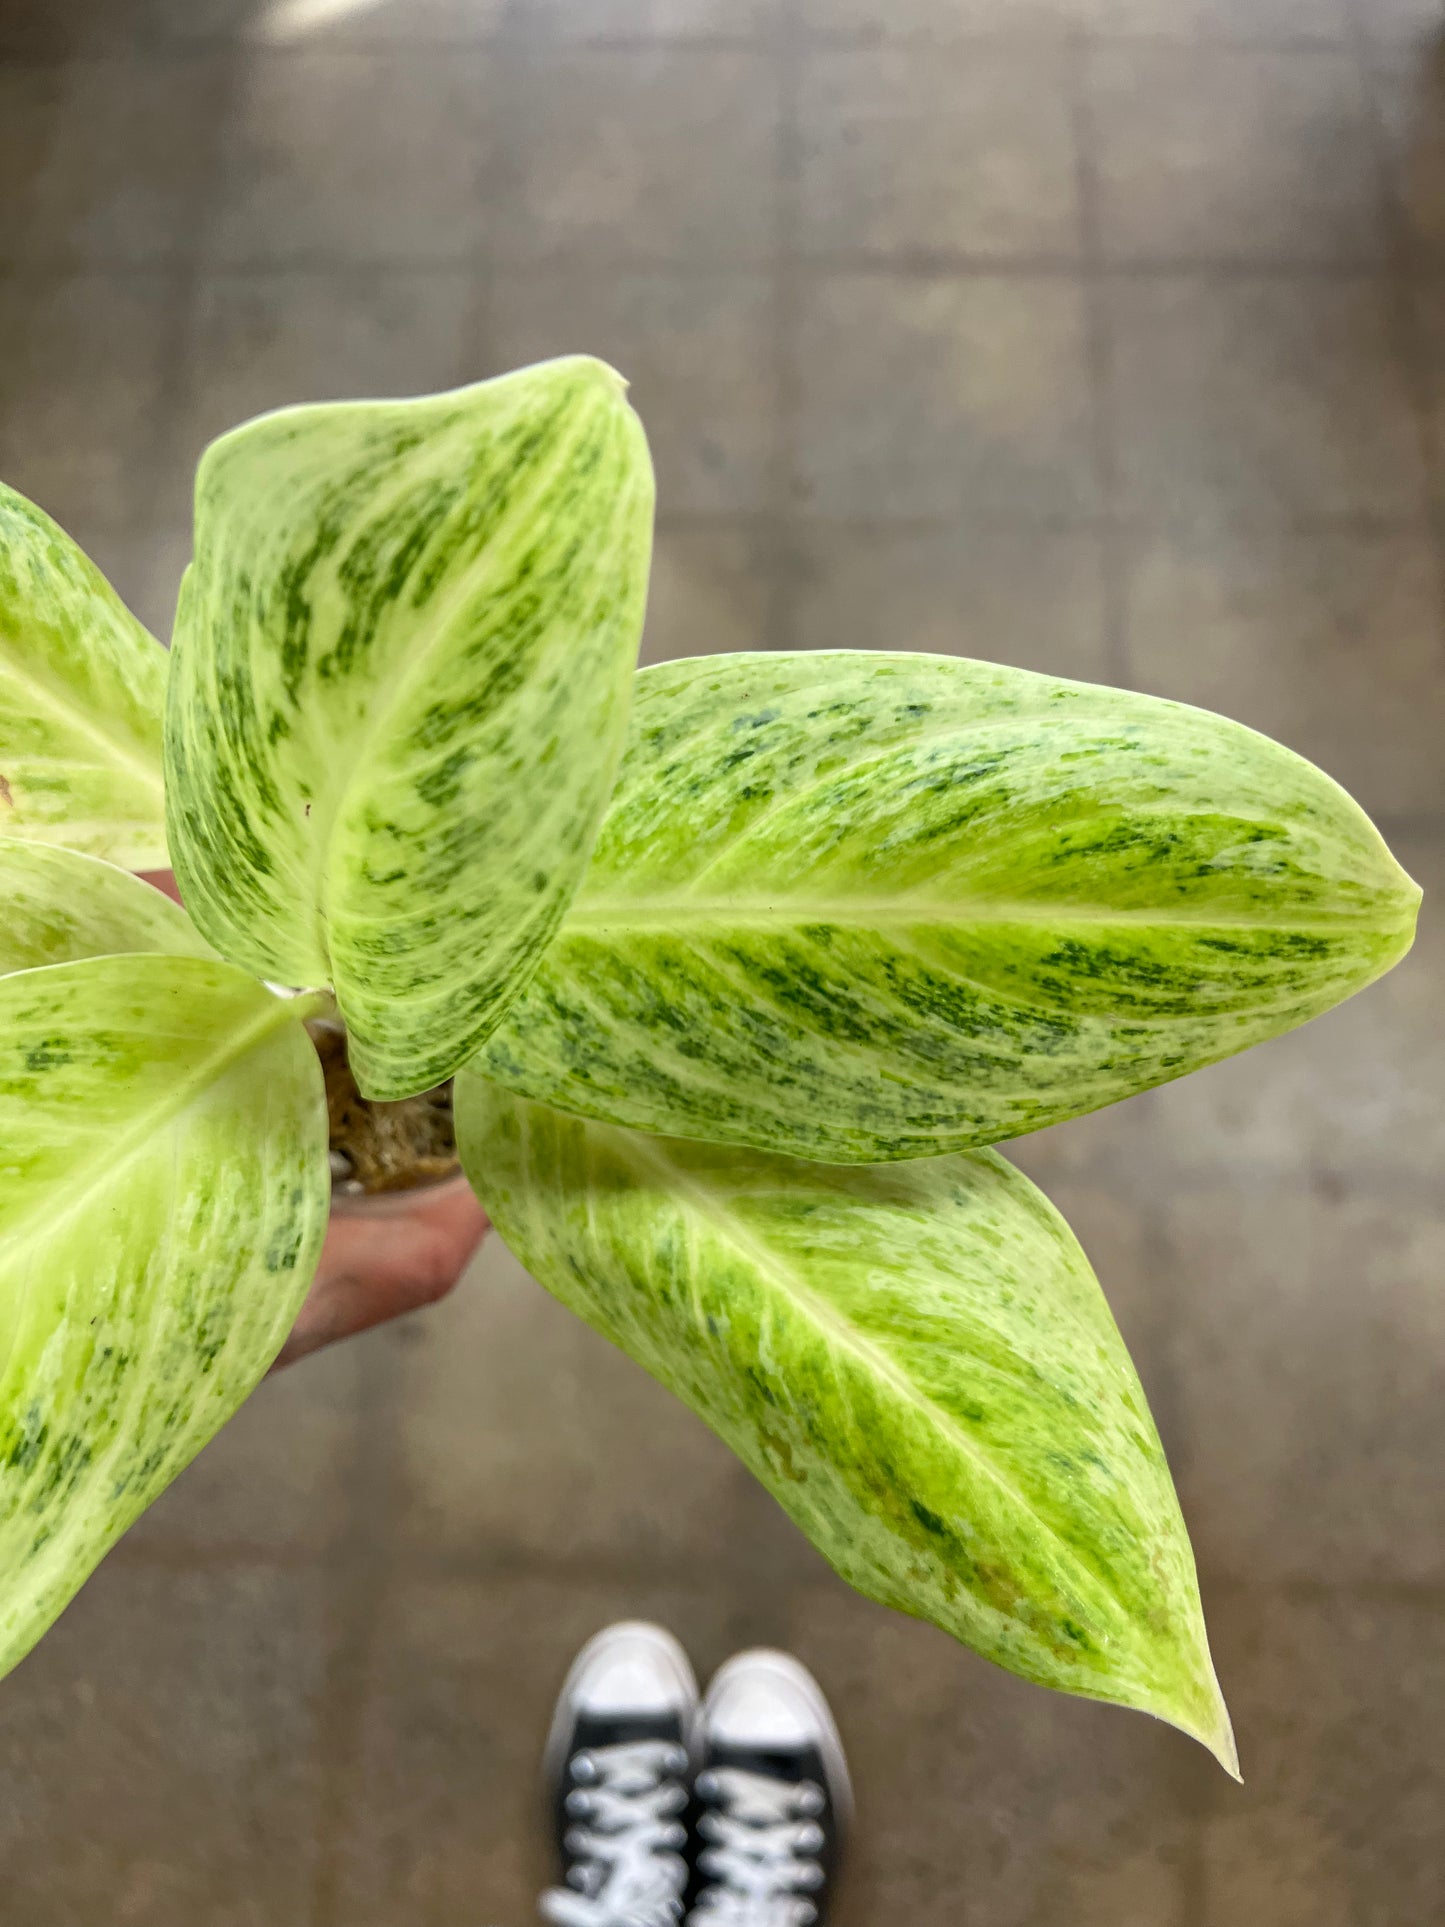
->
(1, 0), (1444, 1920)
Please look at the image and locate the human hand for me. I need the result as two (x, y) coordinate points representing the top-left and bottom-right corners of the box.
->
(137, 871), (490, 1370)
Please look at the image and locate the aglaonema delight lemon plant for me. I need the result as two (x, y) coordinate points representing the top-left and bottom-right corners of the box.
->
(0, 357), (1421, 1771)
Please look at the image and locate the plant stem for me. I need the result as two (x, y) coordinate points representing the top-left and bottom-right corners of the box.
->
(284, 986), (338, 1025)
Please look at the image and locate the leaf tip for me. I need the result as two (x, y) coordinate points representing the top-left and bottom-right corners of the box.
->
(528, 351), (632, 405)
(1152, 1651), (1240, 1782)
(581, 353), (631, 399)
(1190, 1687), (1242, 1784)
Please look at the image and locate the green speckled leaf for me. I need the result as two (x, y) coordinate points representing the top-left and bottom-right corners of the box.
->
(457, 1077), (1236, 1769)
(0, 483), (169, 867)
(165, 356), (654, 1100)
(477, 651), (1420, 1162)
(0, 838), (214, 976)
(0, 954), (328, 1681)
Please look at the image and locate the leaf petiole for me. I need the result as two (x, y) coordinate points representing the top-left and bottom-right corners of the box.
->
(266, 984), (338, 1026)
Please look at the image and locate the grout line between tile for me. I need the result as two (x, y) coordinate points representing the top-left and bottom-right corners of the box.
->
(101, 1545), (1445, 1618)
(107, 1536), (327, 1571)
(0, 21), (1420, 66)
(119, 44), (246, 571)
(764, 0), (803, 655)
(307, 1332), (409, 1927)
(6, 251), (1420, 278)
(802, 30), (1368, 53)
(1348, 0), (1445, 668)
(1016, 1144), (1445, 1205)
(8, 253), (1437, 282)
(1067, 22), (1130, 689)
(22, 491), (1439, 547)
(660, 506), (1440, 534)
(501, 28), (786, 53)
(113, 1523), (1445, 1596)
(467, 0), (532, 376)
(780, 252), (1412, 278)
(1132, 1171), (1226, 1927)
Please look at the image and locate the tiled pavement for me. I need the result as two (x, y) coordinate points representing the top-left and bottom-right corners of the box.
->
(1, 0), (1443, 1921)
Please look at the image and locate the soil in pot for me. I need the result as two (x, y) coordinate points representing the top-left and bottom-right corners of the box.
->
(309, 1023), (461, 1198)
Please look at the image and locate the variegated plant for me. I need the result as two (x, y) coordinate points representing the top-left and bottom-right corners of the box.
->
(0, 358), (1419, 1774)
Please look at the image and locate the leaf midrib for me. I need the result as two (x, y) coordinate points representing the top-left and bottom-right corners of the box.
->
(305, 396), (620, 974)
(611, 1127), (1122, 1624)
(0, 638), (165, 801)
(565, 897), (1404, 934)
(0, 977), (315, 1269)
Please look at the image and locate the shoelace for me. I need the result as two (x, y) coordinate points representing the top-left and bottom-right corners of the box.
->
(539, 1740), (690, 1927)
(688, 1766), (827, 1927)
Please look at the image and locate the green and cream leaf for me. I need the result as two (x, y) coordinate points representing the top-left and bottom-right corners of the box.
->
(476, 651), (1421, 1161)
(165, 357), (655, 1100)
(0, 483), (169, 868)
(457, 1077), (1236, 1770)
(0, 838), (215, 976)
(0, 954), (329, 1682)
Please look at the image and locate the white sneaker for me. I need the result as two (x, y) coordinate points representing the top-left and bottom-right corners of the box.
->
(688, 1650), (852, 1927)
(539, 1622), (697, 1927)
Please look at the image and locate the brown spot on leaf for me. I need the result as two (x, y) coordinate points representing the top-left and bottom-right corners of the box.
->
(0, 774), (13, 808)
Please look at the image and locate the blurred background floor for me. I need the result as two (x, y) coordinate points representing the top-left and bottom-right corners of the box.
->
(1, 0), (1444, 1921)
